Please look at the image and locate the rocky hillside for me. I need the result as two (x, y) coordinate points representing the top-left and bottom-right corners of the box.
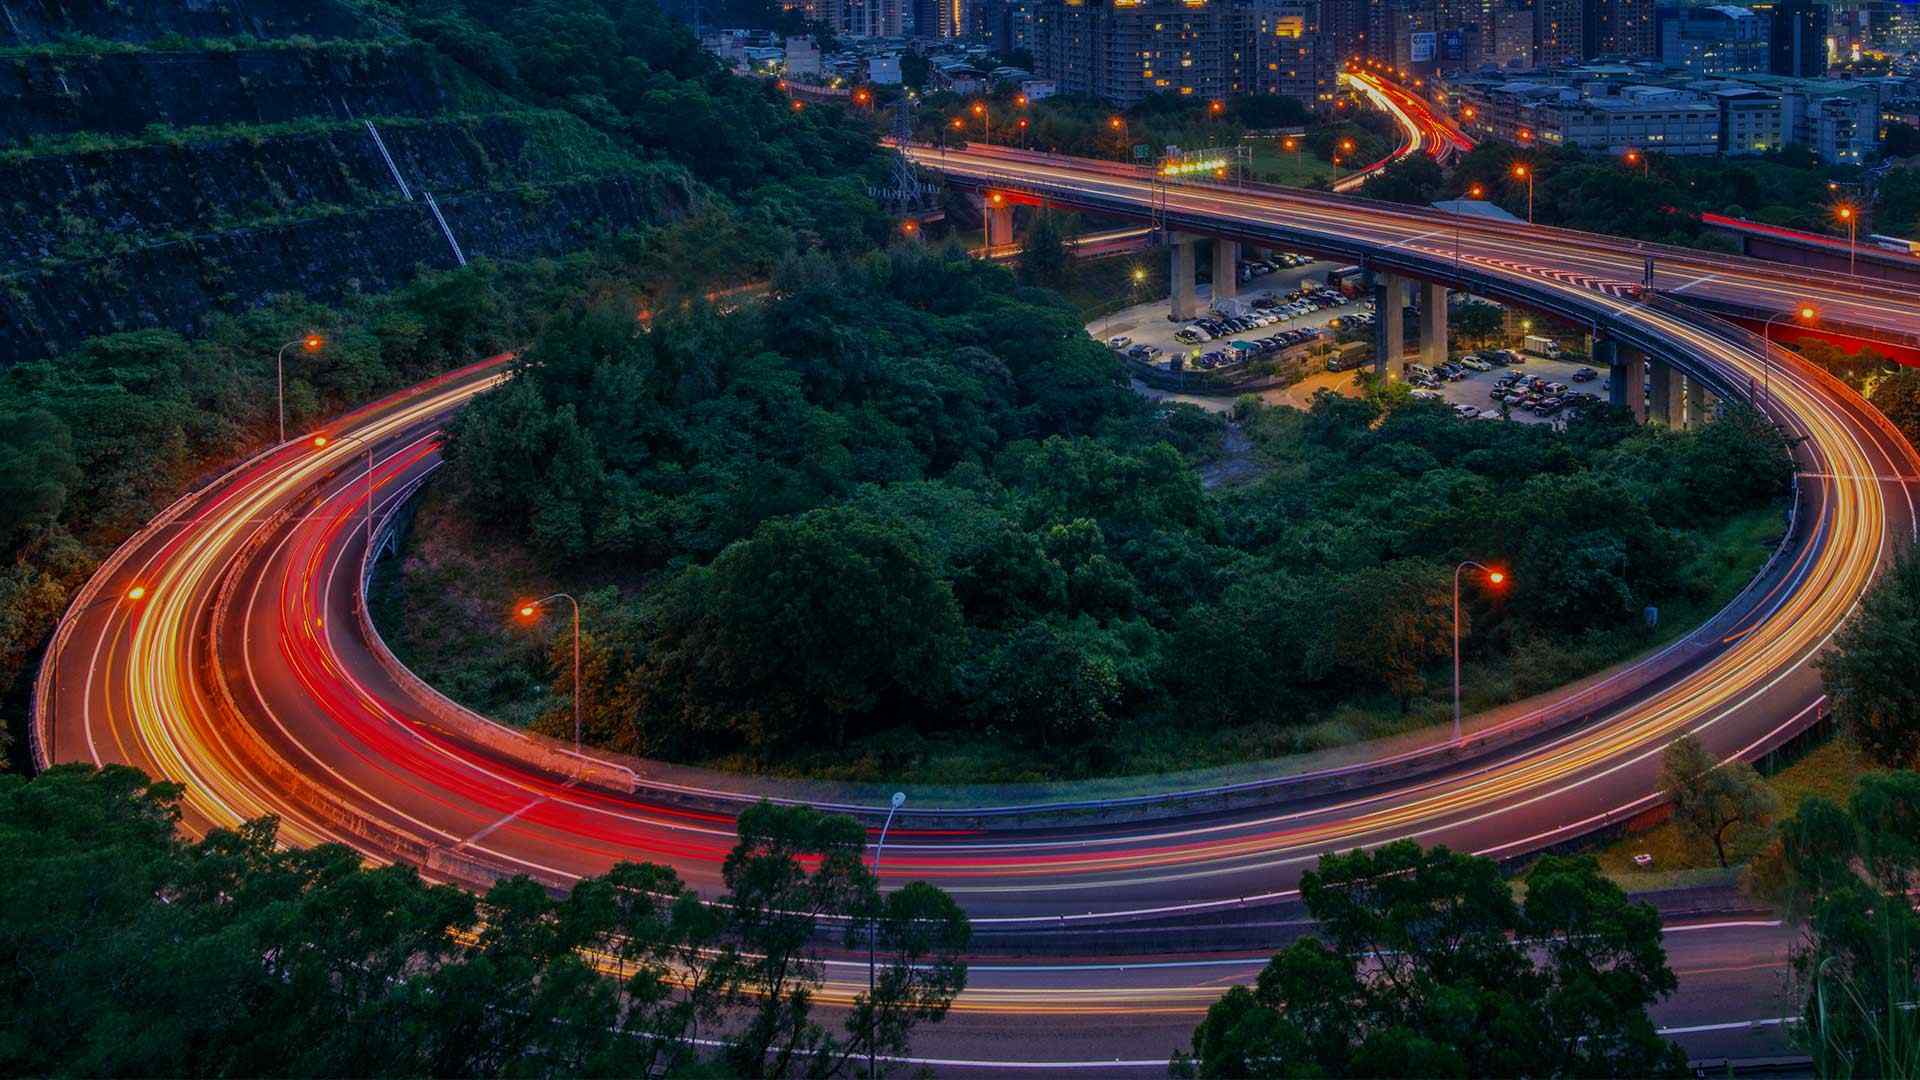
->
(0, 0), (695, 360)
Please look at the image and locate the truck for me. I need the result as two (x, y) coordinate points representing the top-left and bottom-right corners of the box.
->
(1523, 334), (1562, 359)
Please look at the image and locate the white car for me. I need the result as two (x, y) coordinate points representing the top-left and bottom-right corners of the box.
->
(1461, 358), (1492, 372)
(1107, 336), (1131, 350)
(1410, 388), (1443, 400)
(1477, 408), (1504, 420)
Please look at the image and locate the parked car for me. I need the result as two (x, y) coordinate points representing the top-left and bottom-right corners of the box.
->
(1461, 357), (1492, 372)
(1107, 336), (1131, 350)
(1572, 367), (1599, 382)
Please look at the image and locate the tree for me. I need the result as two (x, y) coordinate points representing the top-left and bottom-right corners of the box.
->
(1174, 842), (1687, 1078)
(1330, 559), (1454, 707)
(0, 766), (970, 1078)
(1016, 211), (1073, 289)
(1867, 367), (1920, 448)
(634, 507), (967, 755)
(1748, 772), (1920, 1078)
(1658, 733), (1777, 867)
(1819, 548), (1920, 768)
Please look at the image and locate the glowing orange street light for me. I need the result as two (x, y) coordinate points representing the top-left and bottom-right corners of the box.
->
(1467, 182), (1485, 198)
(276, 333), (326, 444)
(790, 98), (805, 111)
(1208, 99), (1225, 116)
(516, 593), (583, 757)
(1462, 105), (1476, 119)
(1760, 302), (1820, 404)
(126, 585), (148, 602)
(900, 219), (919, 237)
(1108, 115), (1124, 131)
(1511, 162), (1533, 223)
(1836, 204), (1858, 274)
(1014, 93), (1028, 108)
(951, 117), (964, 130)
(1282, 136), (1297, 150)
(1340, 137), (1355, 152)
(853, 87), (871, 105)
(1454, 560), (1506, 742)
(971, 101), (986, 115)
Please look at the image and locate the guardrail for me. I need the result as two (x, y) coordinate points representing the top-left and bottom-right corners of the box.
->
(353, 469), (639, 794)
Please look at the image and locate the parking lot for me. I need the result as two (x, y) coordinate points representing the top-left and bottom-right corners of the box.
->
(1089, 255), (1371, 383)
(1418, 351), (1611, 427)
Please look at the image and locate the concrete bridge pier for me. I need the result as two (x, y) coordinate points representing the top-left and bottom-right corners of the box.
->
(1212, 239), (1240, 302)
(1418, 282), (1448, 368)
(1648, 360), (1679, 427)
(1374, 273), (1406, 376)
(1619, 347), (1649, 423)
(1687, 378), (1712, 427)
(1170, 233), (1200, 321)
(986, 202), (1015, 249)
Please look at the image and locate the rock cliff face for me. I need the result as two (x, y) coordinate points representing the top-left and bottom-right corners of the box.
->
(2, 173), (693, 360)
(0, 44), (446, 147)
(0, 4), (702, 363)
(0, 0), (373, 45)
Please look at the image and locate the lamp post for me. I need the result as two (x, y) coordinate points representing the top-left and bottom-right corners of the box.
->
(517, 593), (582, 758)
(1623, 148), (1648, 176)
(971, 100), (991, 145)
(1453, 561), (1506, 744)
(869, 790), (907, 1079)
(1760, 304), (1818, 407)
(1511, 162), (1533, 224)
(1836, 205), (1858, 276)
(309, 432), (377, 548)
(277, 333), (325, 443)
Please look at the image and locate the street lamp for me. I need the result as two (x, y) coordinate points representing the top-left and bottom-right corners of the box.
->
(516, 593), (583, 759)
(1760, 304), (1818, 406)
(309, 432), (376, 548)
(1453, 561), (1506, 744)
(1511, 162), (1533, 223)
(1623, 148), (1648, 176)
(277, 333), (325, 443)
(867, 790), (907, 1079)
(1835, 205), (1858, 276)
(971, 100), (990, 144)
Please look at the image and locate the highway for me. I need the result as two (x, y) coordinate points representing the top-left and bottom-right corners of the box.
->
(34, 149), (1920, 1069)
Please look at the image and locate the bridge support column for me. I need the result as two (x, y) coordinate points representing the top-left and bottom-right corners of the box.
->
(1211, 239), (1240, 303)
(1620, 348), (1648, 423)
(1687, 378), (1711, 428)
(1418, 282), (1448, 368)
(985, 203), (1015, 250)
(1595, 338), (1623, 408)
(1374, 273), (1405, 376)
(1170, 234), (1199, 321)
(1648, 360), (1676, 426)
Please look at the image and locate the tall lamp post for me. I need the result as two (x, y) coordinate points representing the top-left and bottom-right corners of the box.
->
(517, 593), (583, 758)
(1835, 205), (1858, 276)
(1511, 162), (1533, 224)
(277, 333), (325, 443)
(869, 790), (907, 1079)
(309, 432), (377, 548)
(1453, 561), (1507, 744)
(1760, 304), (1819, 406)
(971, 100), (991, 145)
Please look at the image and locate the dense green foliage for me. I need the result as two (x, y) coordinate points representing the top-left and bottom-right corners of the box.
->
(0, 764), (967, 1077)
(436, 247), (1793, 776)
(1819, 545), (1920, 769)
(1173, 842), (1688, 1077)
(1749, 770), (1920, 1076)
(0, 0), (886, 765)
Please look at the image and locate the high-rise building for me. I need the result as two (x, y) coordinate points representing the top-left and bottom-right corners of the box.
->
(1245, 0), (1336, 102)
(913, 0), (967, 37)
(1030, 0), (1240, 106)
(1586, 0), (1655, 56)
(1321, 0), (1370, 65)
(1487, 3), (1537, 66)
(1534, 0), (1584, 65)
(1656, 4), (1769, 74)
(1769, 0), (1828, 76)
